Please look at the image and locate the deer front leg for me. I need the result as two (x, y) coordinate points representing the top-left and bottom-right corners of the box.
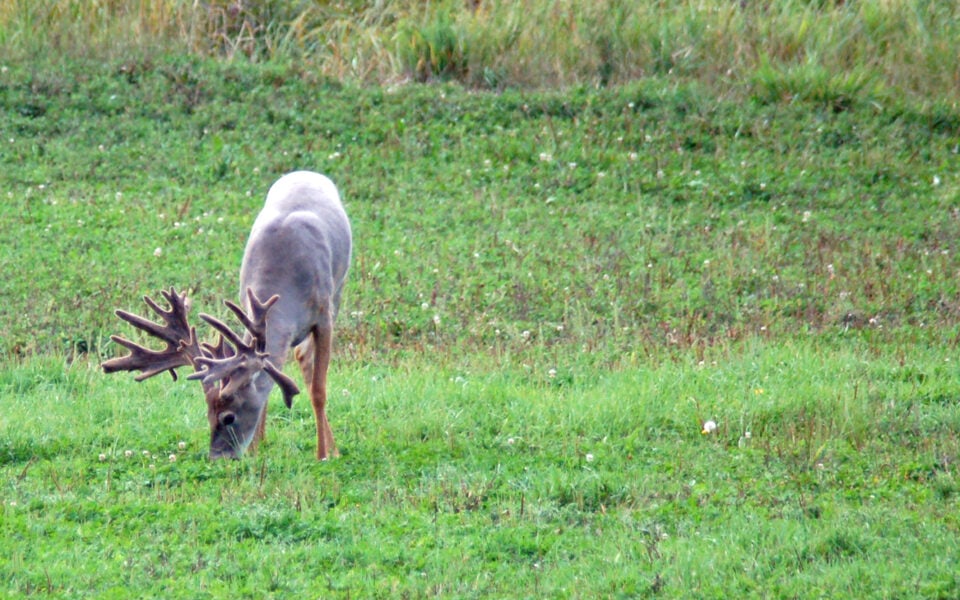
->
(296, 323), (338, 460)
(254, 405), (268, 446)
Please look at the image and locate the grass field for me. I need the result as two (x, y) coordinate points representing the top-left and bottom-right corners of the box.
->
(3, 1), (960, 598)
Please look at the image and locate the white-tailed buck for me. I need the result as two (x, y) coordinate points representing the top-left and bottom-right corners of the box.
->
(102, 171), (351, 460)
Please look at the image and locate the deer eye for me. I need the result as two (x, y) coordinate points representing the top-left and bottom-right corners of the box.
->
(219, 411), (236, 427)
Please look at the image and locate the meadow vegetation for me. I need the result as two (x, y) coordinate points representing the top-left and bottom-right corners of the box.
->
(2, 1), (960, 597)
(2, 0), (960, 102)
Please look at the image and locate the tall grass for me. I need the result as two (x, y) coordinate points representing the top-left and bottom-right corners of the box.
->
(1, 0), (958, 102)
(1, 56), (958, 361)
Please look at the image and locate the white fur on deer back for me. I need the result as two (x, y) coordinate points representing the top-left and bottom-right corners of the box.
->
(255, 170), (347, 230)
(239, 170), (352, 363)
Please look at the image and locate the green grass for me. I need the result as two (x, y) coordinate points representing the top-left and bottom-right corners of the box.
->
(4, 342), (960, 597)
(2, 56), (959, 360)
(2, 0), (960, 102)
(3, 3), (960, 597)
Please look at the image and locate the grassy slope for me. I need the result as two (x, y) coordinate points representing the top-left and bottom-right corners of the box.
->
(1, 49), (959, 598)
(2, 56), (959, 360)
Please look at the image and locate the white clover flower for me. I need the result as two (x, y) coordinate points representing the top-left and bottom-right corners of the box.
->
(124, 450), (133, 458)
(169, 454), (177, 462)
(585, 453), (595, 462)
(154, 248), (162, 257)
(178, 441), (186, 450)
(701, 420), (717, 434)
(548, 368), (557, 378)
(98, 453), (107, 462)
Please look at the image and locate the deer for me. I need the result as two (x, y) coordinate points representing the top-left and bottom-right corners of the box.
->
(101, 171), (352, 460)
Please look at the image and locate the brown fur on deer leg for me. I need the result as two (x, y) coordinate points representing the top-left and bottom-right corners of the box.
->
(254, 406), (267, 445)
(298, 324), (338, 460)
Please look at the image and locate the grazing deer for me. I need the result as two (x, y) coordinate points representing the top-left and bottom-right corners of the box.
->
(102, 171), (352, 460)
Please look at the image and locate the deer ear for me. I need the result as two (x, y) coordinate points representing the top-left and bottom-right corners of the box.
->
(262, 360), (299, 408)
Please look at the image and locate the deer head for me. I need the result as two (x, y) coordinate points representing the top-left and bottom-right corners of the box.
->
(101, 287), (300, 459)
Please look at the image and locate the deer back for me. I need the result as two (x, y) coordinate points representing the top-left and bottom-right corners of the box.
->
(239, 171), (353, 363)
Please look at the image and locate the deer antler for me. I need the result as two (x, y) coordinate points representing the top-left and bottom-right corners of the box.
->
(187, 289), (300, 407)
(222, 288), (278, 352)
(101, 287), (207, 381)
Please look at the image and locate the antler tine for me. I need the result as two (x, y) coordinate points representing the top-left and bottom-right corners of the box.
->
(103, 334), (194, 381)
(113, 287), (190, 348)
(197, 312), (249, 352)
(200, 334), (235, 361)
(223, 289), (279, 352)
(101, 287), (203, 381)
(187, 353), (249, 394)
(146, 288), (191, 339)
(263, 360), (300, 409)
